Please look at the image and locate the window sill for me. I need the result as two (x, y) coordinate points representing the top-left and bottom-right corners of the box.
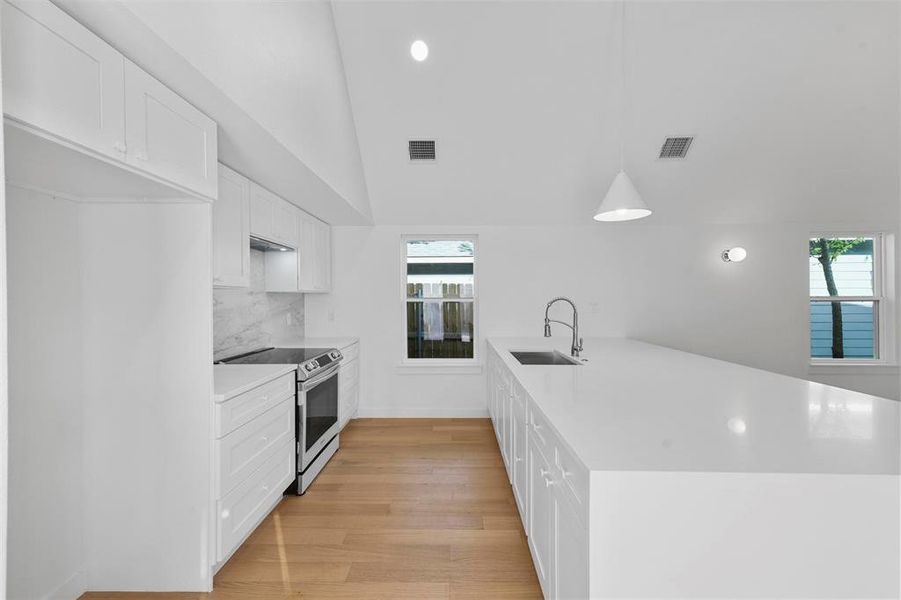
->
(808, 361), (899, 375)
(396, 362), (483, 375)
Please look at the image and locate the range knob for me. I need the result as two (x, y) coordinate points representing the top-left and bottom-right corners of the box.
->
(304, 363), (315, 372)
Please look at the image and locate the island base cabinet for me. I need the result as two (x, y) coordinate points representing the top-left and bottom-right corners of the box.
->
(553, 491), (589, 600)
(528, 439), (555, 597)
(511, 387), (529, 528)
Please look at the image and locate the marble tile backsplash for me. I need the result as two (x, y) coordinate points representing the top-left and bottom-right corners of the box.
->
(213, 249), (304, 360)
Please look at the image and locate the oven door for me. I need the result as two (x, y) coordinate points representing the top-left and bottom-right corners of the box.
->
(298, 365), (340, 469)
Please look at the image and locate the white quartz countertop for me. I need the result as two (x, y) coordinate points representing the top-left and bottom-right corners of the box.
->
(271, 336), (359, 350)
(213, 364), (297, 402)
(488, 337), (900, 475)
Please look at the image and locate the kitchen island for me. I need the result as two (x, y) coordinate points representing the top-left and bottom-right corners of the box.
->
(487, 337), (900, 599)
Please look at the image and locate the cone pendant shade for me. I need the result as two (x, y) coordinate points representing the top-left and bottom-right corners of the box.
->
(593, 170), (651, 222)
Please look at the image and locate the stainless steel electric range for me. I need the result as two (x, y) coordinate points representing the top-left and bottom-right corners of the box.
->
(217, 346), (343, 494)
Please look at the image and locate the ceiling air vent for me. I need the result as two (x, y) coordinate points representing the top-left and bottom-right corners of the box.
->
(659, 136), (694, 159)
(409, 140), (436, 161)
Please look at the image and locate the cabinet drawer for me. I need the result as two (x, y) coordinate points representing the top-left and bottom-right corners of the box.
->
(216, 397), (294, 498)
(216, 437), (294, 563)
(556, 439), (589, 510)
(341, 342), (360, 363)
(215, 372), (295, 438)
(529, 404), (555, 461)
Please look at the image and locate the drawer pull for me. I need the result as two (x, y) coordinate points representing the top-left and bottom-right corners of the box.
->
(531, 423), (548, 445)
(540, 470), (557, 488)
(261, 435), (269, 444)
(262, 485), (270, 493)
(221, 509), (230, 519)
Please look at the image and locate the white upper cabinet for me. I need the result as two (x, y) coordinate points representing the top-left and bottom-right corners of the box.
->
(273, 201), (298, 248)
(250, 183), (296, 248)
(124, 61), (218, 199)
(1, 0), (125, 159)
(213, 165), (251, 288)
(1, 0), (218, 201)
(298, 212), (332, 293)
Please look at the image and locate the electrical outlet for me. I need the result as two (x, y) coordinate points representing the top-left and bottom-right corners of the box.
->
(328, 310), (336, 322)
(589, 302), (600, 314)
(286, 313), (293, 326)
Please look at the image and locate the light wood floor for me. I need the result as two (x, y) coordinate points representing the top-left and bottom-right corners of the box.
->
(82, 418), (542, 600)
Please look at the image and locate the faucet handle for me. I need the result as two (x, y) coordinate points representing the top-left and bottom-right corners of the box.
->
(578, 337), (584, 350)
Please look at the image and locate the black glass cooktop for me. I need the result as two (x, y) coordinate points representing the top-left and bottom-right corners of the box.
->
(217, 347), (332, 365)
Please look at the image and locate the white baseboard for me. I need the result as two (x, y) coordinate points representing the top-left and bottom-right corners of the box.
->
(42, 569), (86, 600)
(356, 406), (488, 418)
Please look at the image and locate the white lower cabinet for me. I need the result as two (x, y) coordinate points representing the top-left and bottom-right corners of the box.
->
(528, 438), (555, 597)
(216, 438), (294, 563)
(553, 491), (589, 600)
(511, 383), (529, 527)
(338, 341), (360, 428)
(489, 351), (591, 600)
(213, 370), (296, 568)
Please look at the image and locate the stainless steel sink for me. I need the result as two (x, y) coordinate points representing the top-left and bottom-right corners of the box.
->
(510, 350), (581, 366)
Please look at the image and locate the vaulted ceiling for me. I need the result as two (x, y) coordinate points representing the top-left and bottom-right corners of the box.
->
(332, 0), (899, 226)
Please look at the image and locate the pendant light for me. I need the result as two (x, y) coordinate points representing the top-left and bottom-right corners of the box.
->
(594, 0), (651, 222)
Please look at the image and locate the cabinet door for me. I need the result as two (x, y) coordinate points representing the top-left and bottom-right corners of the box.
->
(297, 213), (316, 291)
(528, 440), (554, 597)
(124, 61), (217, 199)
(250, 183), (274, 241)
(2, 0), (125, 159)
(554, 492), (589, 600)
(273, 199), (298, 248)
(512, 389), (529, 529)
(498, 380), (510, 472)
(315, 221), (332, 292)
(213, 165), (251, 287)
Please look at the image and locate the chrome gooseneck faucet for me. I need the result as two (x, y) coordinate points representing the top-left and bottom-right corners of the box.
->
(544, 297), (583, 357)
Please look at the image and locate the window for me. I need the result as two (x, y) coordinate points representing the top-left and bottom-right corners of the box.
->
(809, 235), (887, 361)
(404, 237), (476, 361)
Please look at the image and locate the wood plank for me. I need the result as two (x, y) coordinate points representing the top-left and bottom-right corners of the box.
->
(79, 418), (540, 599)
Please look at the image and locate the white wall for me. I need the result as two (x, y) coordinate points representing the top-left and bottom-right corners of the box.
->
(305, 224), (900, 418)
(80, 202), (212, 591)
(0, 36), (8, 597)
(6, 186), (85, 600)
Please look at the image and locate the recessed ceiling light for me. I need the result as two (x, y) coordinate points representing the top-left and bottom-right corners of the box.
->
(410, 40), (429, 62)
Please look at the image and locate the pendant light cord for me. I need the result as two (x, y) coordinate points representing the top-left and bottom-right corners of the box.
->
(619, 0), (626, 172)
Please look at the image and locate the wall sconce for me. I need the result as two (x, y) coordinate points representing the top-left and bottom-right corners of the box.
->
(721, 247), (747, 263)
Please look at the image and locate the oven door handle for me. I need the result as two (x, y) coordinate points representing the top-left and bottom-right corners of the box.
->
(300, 363), (340, 392)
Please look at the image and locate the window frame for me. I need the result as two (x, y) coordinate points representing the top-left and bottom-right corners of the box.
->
(808, 232), (895, 367)
(399, 234), (480, 370)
